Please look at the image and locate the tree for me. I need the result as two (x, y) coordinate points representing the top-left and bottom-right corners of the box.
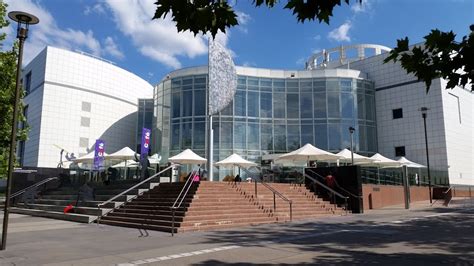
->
(384, 25), (473, 92)
(0, 2), (29, 178)
(153, 0), (473, 92)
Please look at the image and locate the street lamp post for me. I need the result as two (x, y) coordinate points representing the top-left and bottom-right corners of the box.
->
(2, 11), (39, 251)
(349, 126), (355, 165)
(420, 107), (432, 204)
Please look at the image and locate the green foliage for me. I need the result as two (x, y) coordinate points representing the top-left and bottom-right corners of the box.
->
(153, 0), (359, 38)
(0, 2), (29, 178)
(384, 25), (474, 92)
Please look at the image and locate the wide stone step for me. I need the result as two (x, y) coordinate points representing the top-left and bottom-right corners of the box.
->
(98, 219), (176, 233)
(33, 199), (121, 208)
(179, 217), (277, 231)
(101, 215), (175, 227)
(114, 208), (186, 216)
(11, 207), (95, 223)
(14, 203), (109, 216)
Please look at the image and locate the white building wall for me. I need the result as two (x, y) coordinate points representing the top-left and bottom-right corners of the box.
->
(22, 46), (153, 168)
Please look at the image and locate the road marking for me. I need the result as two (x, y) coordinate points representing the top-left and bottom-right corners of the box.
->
(119, 245), (241, 265)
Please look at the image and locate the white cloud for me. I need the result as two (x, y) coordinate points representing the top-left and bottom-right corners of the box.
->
(104, 0), (208, 69)
(103, 36), (124, 59)
(3, 0), (122, 64)
(327, 21), (352, 42)
(314, 35), (321, 41)
(351, 0), (374, 14)
(296, 57), (306, 66)
(242, 61), (256, 67)
(235, 11), (251, 33)
(84, 3), (106, 16)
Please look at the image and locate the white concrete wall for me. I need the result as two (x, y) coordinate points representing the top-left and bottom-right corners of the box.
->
(22, 46), (153, 168)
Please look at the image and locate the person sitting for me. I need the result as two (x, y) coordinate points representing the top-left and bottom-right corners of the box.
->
(234, 174), (242, 182)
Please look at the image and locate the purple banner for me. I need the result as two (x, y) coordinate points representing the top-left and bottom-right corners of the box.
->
(93, 139), (105, 170)
(140, 128), (151, 159)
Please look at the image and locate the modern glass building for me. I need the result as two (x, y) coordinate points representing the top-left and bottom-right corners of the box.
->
(154, 66), (377, 179)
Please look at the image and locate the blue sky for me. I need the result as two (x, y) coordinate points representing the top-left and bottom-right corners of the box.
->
(2, 0), (473, 85)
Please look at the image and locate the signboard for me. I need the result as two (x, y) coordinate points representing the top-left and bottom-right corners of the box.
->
(93, 139), (105, 170)
(140, 128), (151, 159)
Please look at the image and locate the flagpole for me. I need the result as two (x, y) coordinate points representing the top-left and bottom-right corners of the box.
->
(207, 37), (214, 182)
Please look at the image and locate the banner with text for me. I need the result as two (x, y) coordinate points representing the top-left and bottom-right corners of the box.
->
(93, 139), (105, 170)
(140, 128), (151, 160)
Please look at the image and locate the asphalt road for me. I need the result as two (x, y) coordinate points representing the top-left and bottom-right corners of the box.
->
(0, 199), (473, 265)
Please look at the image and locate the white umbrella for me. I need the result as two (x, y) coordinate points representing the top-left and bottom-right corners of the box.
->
(168, 149), (207, 164)
(149, 153), (162, 165)
(106, 147), (136, 160)
(73, 151), (109, 163)
(215, 153), (257, 168)
(112, 160), (139, 168)
(336, 149), (376, 164)
(397, 157), (426, 168)
(357, 153), (402, 168)
(278, 143), (341, 165)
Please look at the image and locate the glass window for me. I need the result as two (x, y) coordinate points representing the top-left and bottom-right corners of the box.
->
(194, 90), (206, 116)
(194, 75), (206, 84)
(248, 78), (259, 86)
(365, 95), (375, 121)
(326, 79), (339, 91)
(314, 124), (328, 150)
(80, 117), (90, 127)
(273, 93), (285, 118)
(182, 78), (193, 85)
(171, 78), (181, 88)
(172, 92), (180, 118)
(260, 92), (272, 118)
(274, 125), (286, 151)
(182, 90), (193, 117)
(247, 91), (259, 117)
(327, 92), (340, 118)
(313, 92), (327, 118)
(220, 100), (233, 116)
(213, 121), (219, 150)
(287, 125), (300, 150)
(300, 93), (312, 118)
(340, 79), (352, 92)
(273, 79), (285, 92)
(171, 123), (180, 150)
(392, 108), (403, 119)
(328, 124), (341, 150)
(261, 124), (273, 151)
(181, 123), (192, 149)
(341, 93), (354, 119)
(238, 77), (246, 85)
(81, 101), (91, 112)
(221, 122), (233, 149)
(313, 79), (326, 92)
(395, 146), (405, 157)
(25, 71), (32, 95)
(367, 126), (377, 152)
(260, 79), (272, 87)
(234, 122), (246, 149)
(286, 94), (299, 119)
(358, 125), (367, 152)
(341, 124), (354, 150)
(357, 93), (365, 120)
(301, 125), (313, 145)
(247, 123), (260, 150)
(234, 90), (246, 116)
(193, 122), (205, 149)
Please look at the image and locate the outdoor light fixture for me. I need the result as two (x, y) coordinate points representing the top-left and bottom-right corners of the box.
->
(2, 11), (39, 251)
(419, 107), (432, 204)
(349, 126), (356, 165)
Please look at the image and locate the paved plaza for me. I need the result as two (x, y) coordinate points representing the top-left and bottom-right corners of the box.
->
(0, 199), (473, 265)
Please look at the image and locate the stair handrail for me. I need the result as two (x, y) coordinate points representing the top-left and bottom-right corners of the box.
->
(10, 177), (58, 200)
(96, 164), (178, 223)
(241, 167), (293, 221)
(304, 169), (348, 214)
(170, 166), (201, 236)
(431, 186), (453, 207)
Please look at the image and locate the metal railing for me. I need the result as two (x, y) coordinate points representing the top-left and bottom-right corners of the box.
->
(170, 167), (201, 236)
(10, 177), (59, 202)
(242, 168), (293, 221)
(96, 164), (177, 224)
(304, 169), (348, 214)
(430, 186), (454, 207)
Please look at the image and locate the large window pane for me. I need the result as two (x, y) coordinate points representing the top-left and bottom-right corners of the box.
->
(367, 126), (377, 152)
(234, 122), (246, 149)
(221, 101), (233, 116)
(301, 125), (313, 145)
(247, 123), (259, 150)
(234, 90), (246, 116)
(300, 93), (313, 118)
(172, 92), (180, 118)
(358, 125), (367, 152)
(171, 123), (180, 150)
(221, 122), (233, 149)
(212, 121), (219, 150)
(341, 124), (353, 150)
(313, 92), (327, 118)
(260, 92), (272, 118)
(328, 124), (341, 150)
(274, 125), (286, 151)
(273, 93), (285, 118)
(327, 92), (340, 118)
(314, 124), (328, 150)
(194, 90), (206, 116)
(182, 90), (193, 117)
(247, 91), (259, 117)
(261, 124), (273, 151)
(357, 93), (365, 120)
(287, 125), (300, 150)
(181, 123), (192, 149)
(286, 94), (299, 119)
(365, 95), (375, 121)
(341, 93), (354, 119)
(193, 122), (205, 149)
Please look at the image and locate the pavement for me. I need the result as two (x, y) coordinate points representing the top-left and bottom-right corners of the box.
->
(0, 198), (472, 265)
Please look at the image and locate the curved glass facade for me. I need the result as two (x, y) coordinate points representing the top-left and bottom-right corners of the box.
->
(154, 69), (377, 172)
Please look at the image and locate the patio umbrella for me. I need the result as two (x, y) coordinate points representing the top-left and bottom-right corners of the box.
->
(278, 143), (341, 166)
(358, 153), (402, 184)
(148, 153), (162, 165)
(168, 149), (207, 164)
(105, 147), (136, 161)
(111, 160), (139, 168)
(73, 151), (109, 163)
(397, 157), (426, 168)
(215, 153), (257, 176)
(336, 149), (376, 164)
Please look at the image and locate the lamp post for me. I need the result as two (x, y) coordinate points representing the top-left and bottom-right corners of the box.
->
(2, 11), (39, 251)
(349, 126), (355, 165)
(420, 107), (432, 204)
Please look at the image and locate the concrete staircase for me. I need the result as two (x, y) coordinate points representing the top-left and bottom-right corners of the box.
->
(98, 181), (345, 233)
(11, 180), (158, 223)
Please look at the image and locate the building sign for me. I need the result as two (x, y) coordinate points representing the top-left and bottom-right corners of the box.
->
(93, 139), (105, 170)
(141, 128), (151, 159)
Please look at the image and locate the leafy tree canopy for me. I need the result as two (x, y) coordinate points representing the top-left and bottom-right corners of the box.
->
(385, 25), (473, 92)
(153, 0), (359, 38)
